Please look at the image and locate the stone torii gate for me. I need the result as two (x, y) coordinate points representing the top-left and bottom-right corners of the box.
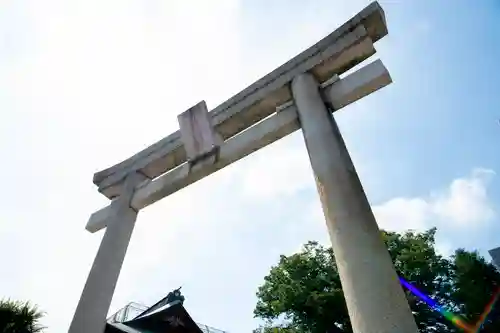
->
(69, 3), (419, 333)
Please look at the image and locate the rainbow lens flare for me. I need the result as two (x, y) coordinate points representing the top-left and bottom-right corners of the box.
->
(399, 277), (473, 331)
(472, 287), (500, 333)
(399, 276), (499, 333)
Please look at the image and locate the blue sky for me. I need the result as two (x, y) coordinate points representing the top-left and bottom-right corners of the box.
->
(0, 0), (499, 332)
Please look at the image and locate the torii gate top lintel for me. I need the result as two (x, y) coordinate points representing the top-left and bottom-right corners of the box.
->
(91, 1), (387, 200)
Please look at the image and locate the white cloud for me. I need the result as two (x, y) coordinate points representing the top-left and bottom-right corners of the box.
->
(373, 197), (430, 232)
(435, 241), (454, 257)
(431, 168), (495, 226)
(373, 168), (496, 233)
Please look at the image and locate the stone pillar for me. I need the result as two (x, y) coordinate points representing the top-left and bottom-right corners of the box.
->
(69, 173), (144, 333)
(292, 73), (419, 333)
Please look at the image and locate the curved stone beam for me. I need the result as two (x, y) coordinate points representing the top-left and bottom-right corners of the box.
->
(93, 1), (388, 199)
(87, 59), (391, 233)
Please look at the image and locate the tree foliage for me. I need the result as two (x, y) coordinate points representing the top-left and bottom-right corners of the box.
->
(0, 299), (45, 333)
(254, 242), (349, 333)
(254, 228), (500, 333)
(451, 249), (500, 333)
(383, 228), (455, 332)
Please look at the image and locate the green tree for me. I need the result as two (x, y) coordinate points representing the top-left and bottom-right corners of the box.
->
(254, 241), (350, 333)
(252, 325), (304, 333)
(450, 249), (500, 333)
(254, 228), (500, 333)
(383, 228), (455, 332)
(0, 299), (45, 333)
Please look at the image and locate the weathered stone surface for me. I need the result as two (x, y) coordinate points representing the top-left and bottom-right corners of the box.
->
(323, 59), (391, 109)
(86, 60), (392, 233)
(69, 173), (146, 333)
(177, 101), (218, 162)
(292, 73), (418, 333)
(92, 2), (387, 199)
(78, 4), (398, 333)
